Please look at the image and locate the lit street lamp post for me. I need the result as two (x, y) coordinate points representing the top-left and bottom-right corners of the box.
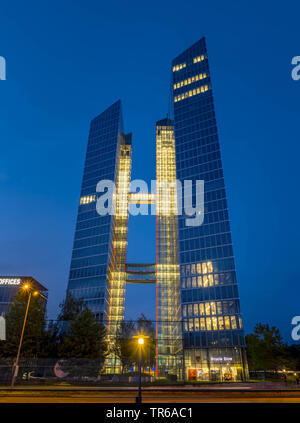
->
(137, 337), (144, 403)
(133, 335), (149, 403)
(11, 284), (45, 388)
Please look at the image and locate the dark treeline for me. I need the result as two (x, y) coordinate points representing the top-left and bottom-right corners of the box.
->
(0, 289), (299, 380)
(0, 290), (155, 378)
(245, 323), (300, 372)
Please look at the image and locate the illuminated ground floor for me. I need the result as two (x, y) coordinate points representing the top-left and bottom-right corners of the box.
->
(184, 347), (248, 382)
(104, 347), (248, 382)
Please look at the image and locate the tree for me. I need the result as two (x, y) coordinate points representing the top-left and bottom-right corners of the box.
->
(136, 314), (156, 370)
(246, 323), (294, 371)
(287, 345), (300, 371)
(57, 293), (86, 321)
(58, 308), (107, 378)
(40, 320), (60, 358)
(113, 315), (156, 374)
(114, 321), (136, 374)
(0, 289), (47, 359)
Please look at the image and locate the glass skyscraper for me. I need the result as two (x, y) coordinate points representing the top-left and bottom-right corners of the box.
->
(172, 37), (247, 381)
(66, 37), (247, 381)
(67, 100), (130, 323)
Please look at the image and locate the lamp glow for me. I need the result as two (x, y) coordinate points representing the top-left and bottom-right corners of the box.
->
(138, 337), (144, 345)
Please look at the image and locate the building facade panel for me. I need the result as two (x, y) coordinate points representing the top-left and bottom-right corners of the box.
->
(67, 100), (124, 321)
(65, 39), (248, 381)
(156, 119), (182, 377)
(172, 38), (247, 381)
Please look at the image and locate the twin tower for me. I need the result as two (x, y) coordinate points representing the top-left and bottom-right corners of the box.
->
(66, 38), (248, 381)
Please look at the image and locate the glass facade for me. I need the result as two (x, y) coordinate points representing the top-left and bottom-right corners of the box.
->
(105, 132), (132, 361)
(172, 38), (248, 381)
(156, 119), (182, 377)
(66, 38), (248, 381)
(67, 100), (127, 322)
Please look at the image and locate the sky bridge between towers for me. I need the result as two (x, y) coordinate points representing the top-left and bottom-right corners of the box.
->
(125, 263), (156, 283)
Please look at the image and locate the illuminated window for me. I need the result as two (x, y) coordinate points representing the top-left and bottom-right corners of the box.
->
(191, 264), (196, 274)
(193, 54), (205, 64)
(200, 318), (206, 330)
(192, 277), (197, 288)
(205, 302), (211, 315)
(218, 316), (224, 330)
(194, 318), (200, 331)
(197, 276), (202, 287)
(224, 316), (230, 330)
(193, 303), (198, 315)
(173, 62), (186, 72)
(174, 84), (210, 102)
(80, 195), (96, 205)
(212, 317), (218, 330)
(189, 318), (194, 331)
(203, 275), (209, 287)
(206, 317), (212, 330)
(199, 303), (205, 316)
(231, 316), (237, 329)
(184, 320), (188, 331)
(188, 304), (193, 316)
(210, 302), (216, 315)
(216, 302), (222, 315)
(197, 263), (202, 273)
(183, 305), (187, 317)
(208, 274), (214, 286)
(173, 72), (208, 89)
(214, 274), (219, 285)
(239, 317), (243, 329)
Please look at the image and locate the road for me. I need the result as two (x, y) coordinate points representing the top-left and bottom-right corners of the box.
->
(1, 387), (300, 403)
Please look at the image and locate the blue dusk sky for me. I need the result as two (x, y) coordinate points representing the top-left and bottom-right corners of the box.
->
(0, 1), (299, 341)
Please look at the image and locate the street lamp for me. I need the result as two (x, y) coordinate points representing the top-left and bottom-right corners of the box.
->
(11, 283), (45, 388)
(133, 334), (149, 403)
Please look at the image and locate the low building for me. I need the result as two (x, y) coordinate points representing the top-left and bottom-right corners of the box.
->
(0, 276), (48, 315)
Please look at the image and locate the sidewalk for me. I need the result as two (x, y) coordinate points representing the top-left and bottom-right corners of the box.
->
(0, 382), (299, 391)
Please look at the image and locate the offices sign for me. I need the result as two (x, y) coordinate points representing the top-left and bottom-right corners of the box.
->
(0, 278), (21, 286)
